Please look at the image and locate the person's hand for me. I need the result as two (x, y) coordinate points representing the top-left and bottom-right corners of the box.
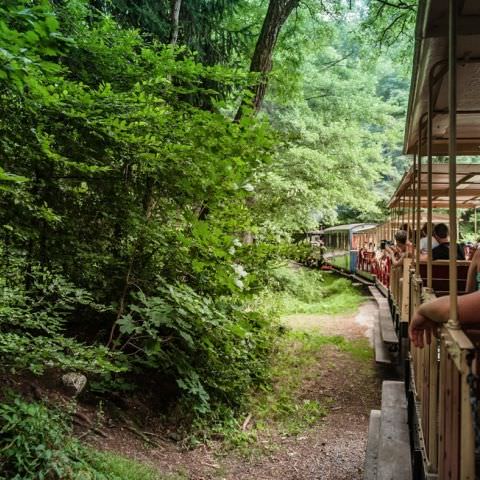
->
(386, 245), (398, 257)
(409, 310), (438, 348)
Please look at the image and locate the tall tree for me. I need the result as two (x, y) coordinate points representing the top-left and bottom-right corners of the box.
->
(236, 0), (299, 119)
(169, 0), (182, 45)
(362, 0), (417, 62)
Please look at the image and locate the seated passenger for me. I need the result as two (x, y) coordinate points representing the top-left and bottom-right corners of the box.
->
(431, 223), (465, 260)
(419, 222), (438, 253)
(385, 230), (410, 268)
(409, 290), (480, 348)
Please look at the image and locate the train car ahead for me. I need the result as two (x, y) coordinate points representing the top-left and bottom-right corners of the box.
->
(322, 223), (376, 273)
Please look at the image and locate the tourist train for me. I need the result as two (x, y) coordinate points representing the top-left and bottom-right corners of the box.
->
(317, 1), (480, 478)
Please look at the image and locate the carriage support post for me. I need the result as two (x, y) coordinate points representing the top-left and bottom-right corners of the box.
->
(448, 0), (458, 327)
(427, 66), (434, 290)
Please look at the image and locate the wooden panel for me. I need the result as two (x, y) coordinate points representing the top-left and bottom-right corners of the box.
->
(460, 359), (475, 480)
(439, 341), (447, 479)
(451, 366), (460, 480)
(419, 262), (470, 296)
(428, 340), (439, 472)
(422, 345), (430, 454)
(401, 259), (412, 322)
(444, 355), (453, 479)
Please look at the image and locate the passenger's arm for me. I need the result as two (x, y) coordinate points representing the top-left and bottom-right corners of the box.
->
(391, 252), (404, 268)
(409, 290), (480, 348)
(466, 249), (480, 293)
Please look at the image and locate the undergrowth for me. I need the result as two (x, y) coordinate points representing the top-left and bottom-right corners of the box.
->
(264, 266), (364, 316)
(197, 268), (371, 455)
(0, 395), (181, 480)
(90, 452), (187, 480)
(0, 266), (369, 475)
(197, 330), (373, 456)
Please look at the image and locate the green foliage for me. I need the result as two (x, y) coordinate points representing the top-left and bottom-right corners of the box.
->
(0, 0), (61, 91)
(0, 0), (411, 453)
(0, 396), (92, 480)
(362, 0), (417, 64)
(99, 0), (257, 65)
(0, 395), (179, 479)
(0, 268), (124, 375)
(116, 281), (278, 414)
(265, 267), (364, 315)
(0, 0), (277, 417)
(253, 17), (409, 229)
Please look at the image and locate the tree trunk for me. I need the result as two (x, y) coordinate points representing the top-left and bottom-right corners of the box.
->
(235, 0), (299, 120)
(169, 0), (182, 45)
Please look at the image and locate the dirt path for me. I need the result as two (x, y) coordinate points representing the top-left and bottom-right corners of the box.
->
(222, 301), (381, 480)
(91, 300), (382, 480)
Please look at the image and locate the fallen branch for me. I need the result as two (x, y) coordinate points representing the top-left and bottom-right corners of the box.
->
(115, 410), (161, 448)
(73, 411), (109, 438)
(73, 418), (109, 438)
(122, 423), (161, 448)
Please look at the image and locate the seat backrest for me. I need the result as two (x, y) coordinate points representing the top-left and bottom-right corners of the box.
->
(418, 260), (470, 295)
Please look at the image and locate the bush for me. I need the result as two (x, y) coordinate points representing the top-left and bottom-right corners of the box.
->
(0, 396), (92, 480)
(114, 280), (278, 415)
(0, 395), (176, 479)
(0, 268), (125, 376)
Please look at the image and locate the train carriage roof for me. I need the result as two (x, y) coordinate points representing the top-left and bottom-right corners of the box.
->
(405, 0), (480, 155)
(382, 213), (450, 226)
(389, 163), (480, 208)
(351, 224), (378, 234)
(323, 223), (377, 233)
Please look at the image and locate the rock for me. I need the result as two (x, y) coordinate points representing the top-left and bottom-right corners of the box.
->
(62, 372), (87, 396)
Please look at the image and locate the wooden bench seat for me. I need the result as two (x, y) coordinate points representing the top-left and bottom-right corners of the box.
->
(418, 260), (470, 296)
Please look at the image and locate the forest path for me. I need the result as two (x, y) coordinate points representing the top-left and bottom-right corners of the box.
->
(221, 301), (381, 480)
(108, 298), (383, 480)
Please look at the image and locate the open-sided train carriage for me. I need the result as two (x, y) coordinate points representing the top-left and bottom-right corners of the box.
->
(322, 223), (377, 277)
(362, 1), (480, 479)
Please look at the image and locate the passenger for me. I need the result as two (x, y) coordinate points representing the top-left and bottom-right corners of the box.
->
(401, 223), (414, 242)
(466, 247), (480, 292)
(419, 222), (438, 253)
(430, 223), (465, 260)
(409, 290), (480, 348)
(385, 230), (410, 268)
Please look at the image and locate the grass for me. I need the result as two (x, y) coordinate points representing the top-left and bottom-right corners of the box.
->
(291, 331), (373, 362)
(234, 268), (372, 447)
(245, 329), (372, 442)
(90, 451), (188, 480)
(265, 266), (364, 316)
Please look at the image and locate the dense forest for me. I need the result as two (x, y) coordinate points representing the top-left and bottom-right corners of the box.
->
(0, 0), (416, 478)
